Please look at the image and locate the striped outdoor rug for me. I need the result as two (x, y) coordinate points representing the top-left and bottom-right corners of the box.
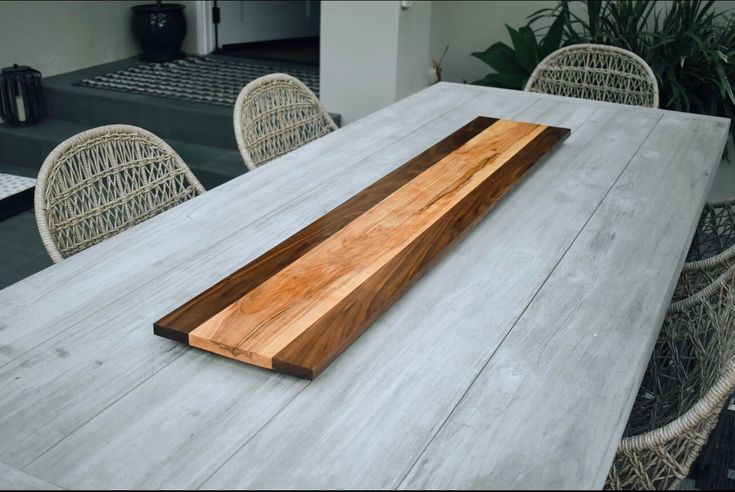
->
(74, 55), (320, 106)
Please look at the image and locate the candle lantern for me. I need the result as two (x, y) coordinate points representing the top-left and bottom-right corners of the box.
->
(0, 64), (44, 127)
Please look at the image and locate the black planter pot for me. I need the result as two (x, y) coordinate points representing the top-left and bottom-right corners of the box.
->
(131, 2), (187, 62)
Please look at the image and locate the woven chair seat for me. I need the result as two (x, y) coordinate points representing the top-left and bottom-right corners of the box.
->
(606, 263), (735, 490)
(35, 125), (205, 262)
(233, 73), (337, 170)
(686, 198), (735, 262)
(525, 44), (659, 108)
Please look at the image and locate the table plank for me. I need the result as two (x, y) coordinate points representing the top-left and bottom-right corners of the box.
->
(0, 82), (483, 367)
(400, 113), (730, 489)
(195, 103), (666, 488)
(0, 87), (538, 473)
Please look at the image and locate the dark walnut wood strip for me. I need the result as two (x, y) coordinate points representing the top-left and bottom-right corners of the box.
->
(272, 125), (570, 378)
(154, 117), (498, 343)
(155, 118), (569, 380)
(180, 120), (569, 378)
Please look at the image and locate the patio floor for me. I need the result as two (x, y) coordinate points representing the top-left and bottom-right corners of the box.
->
(0, 210), (51, 290)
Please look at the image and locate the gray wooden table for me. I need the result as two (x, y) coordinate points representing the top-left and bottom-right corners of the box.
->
(0, 84), (730, 490)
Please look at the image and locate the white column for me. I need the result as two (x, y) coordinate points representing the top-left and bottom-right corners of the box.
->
(320, 0), (432, 125)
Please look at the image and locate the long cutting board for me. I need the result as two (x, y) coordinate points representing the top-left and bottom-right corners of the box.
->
(155, 117), (570, 378)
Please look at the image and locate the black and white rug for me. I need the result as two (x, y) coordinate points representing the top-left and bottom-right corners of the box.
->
(74, 56), (320, 107)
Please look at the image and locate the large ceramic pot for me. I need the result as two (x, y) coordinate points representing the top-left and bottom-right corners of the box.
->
(131, 2), (187, 62)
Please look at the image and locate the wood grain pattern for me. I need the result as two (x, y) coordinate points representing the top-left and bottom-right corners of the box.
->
(153, 116), (498, 343)
(155, 118), (570, 378)
(0, 462), (62, 490)
(399, 112), (731, 490)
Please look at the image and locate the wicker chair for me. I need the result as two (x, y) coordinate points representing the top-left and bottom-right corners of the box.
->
(686, 198), (735, 262)
(675, 243), (735, 302)
(35, 124), (205, 262)
(233, 73), (337, 170)
(606, 261), (735, 490)
(525, 44), (659, 108)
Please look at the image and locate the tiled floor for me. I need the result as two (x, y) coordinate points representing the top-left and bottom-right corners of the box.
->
(218, 36), (320, 65)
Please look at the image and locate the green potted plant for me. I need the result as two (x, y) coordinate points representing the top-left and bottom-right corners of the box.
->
(470, 3), (568, 89)
(471, 0), (735, 145)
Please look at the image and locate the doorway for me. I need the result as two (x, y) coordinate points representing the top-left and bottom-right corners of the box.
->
(214, 1), (320, 66)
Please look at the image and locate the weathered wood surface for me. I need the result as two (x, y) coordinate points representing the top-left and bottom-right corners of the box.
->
(0, 85), (537, 473)
(0, 462), (61, 490)
(399, 113), (730, 490)
(156, 118), (569, 378)
(0, 83), (729, 489)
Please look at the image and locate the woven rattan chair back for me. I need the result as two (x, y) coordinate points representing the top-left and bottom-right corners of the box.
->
(233, 73), (337, 170)
(525, 43), (659, 108)
(606, 264), (735, 490)
(35, 125), (205, 262)
(687, 198), (735, 262)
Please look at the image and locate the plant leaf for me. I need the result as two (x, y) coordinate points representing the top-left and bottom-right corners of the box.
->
(471, 72), (528, 90)
(587, 0), (602, 40)
(470, 42), (527, 75)
(475, 0), (735, 142)
(539, 8), (566, 57)
(716, 63), (735, 103)
(507, 25), (539, 73)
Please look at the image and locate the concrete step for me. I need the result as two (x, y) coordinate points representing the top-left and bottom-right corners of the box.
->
(0, 119), (89, 170)
(0, 55), (338, 191)
(0, 118), (245, 189)
(0, 161), (38, 179)
(41, 56), (339, 150)
(43, 58), (238, 150)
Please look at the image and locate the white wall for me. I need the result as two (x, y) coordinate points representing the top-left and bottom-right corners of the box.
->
(430, 0), (555, 84)
(320, 1), (400, 125)
(320, 0), (432, 124)
(0, 1), (138, 77)
(709, 137), (735, 202)
(0, 1), (204, 78)
(180, 0), (208, 56)
(396, 0), (433, 100)
(714, 0), (735, 12)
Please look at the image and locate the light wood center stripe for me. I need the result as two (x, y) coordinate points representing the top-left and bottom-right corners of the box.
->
(154, 117), (498, 342)
(189, 121), (547, 368)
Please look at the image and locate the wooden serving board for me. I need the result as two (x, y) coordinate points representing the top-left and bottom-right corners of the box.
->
(154, 117), (570, 378)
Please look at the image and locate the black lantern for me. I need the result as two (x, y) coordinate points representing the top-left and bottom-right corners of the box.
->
(0, 64), (44, 127)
